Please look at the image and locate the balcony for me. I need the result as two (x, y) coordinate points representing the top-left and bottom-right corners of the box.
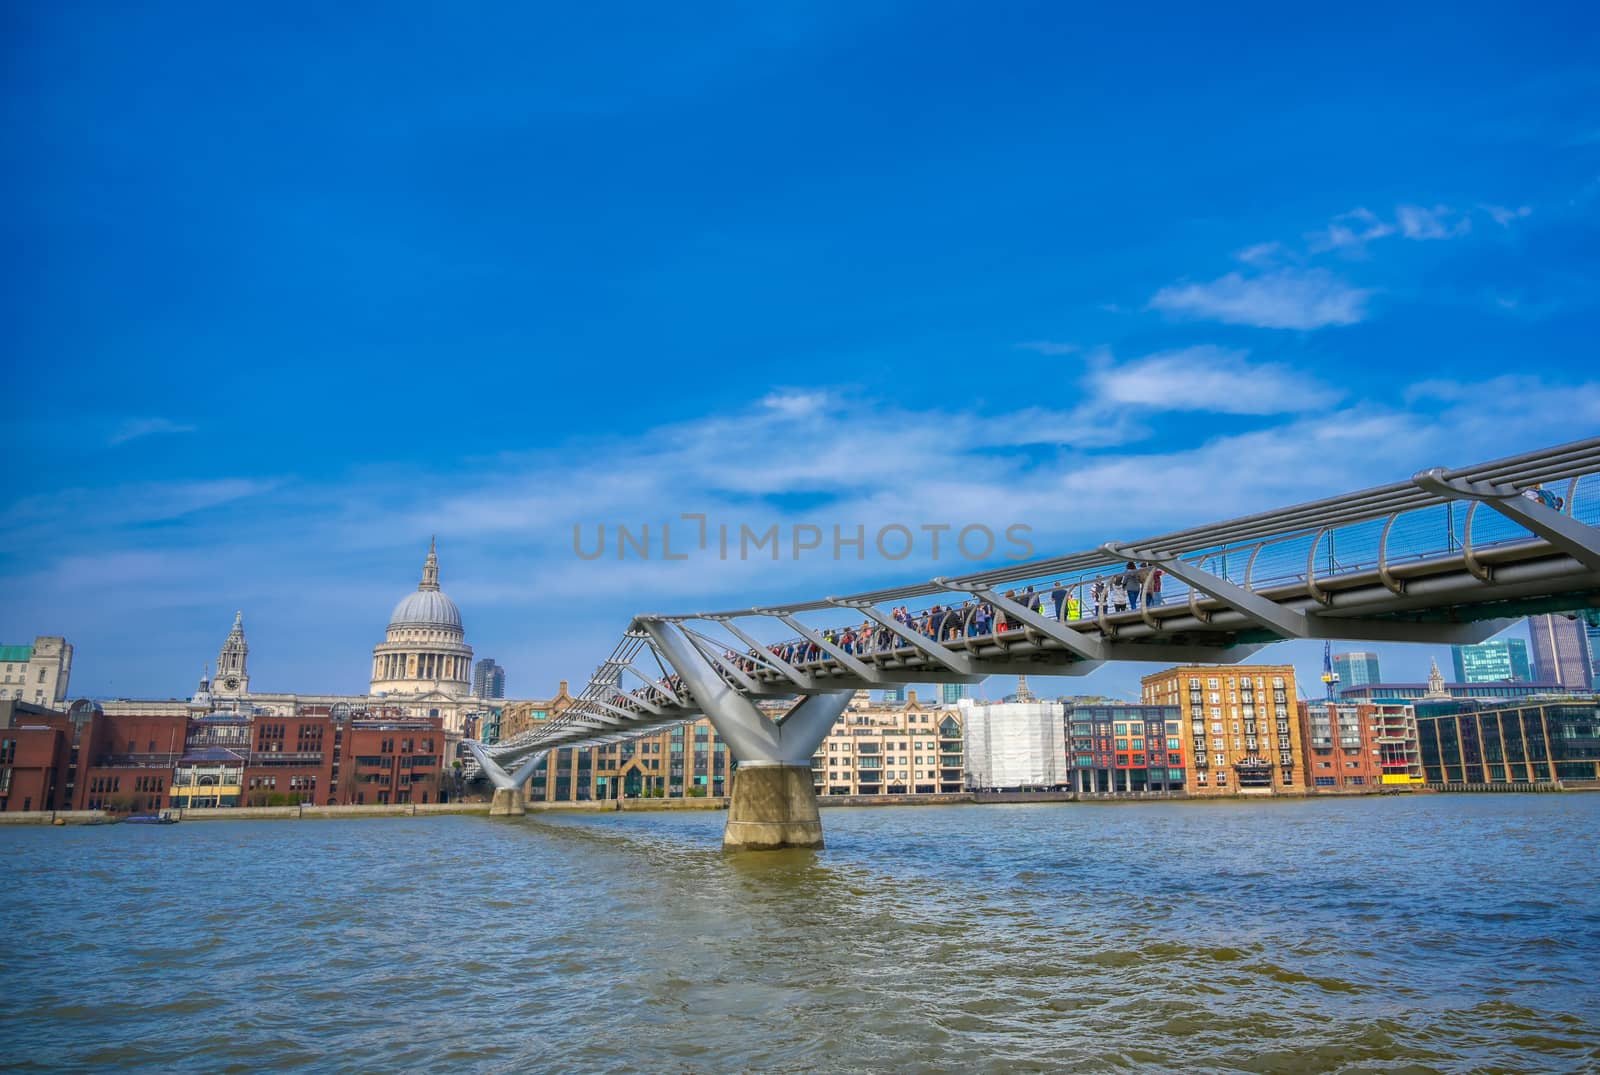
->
(91, 754), (180, 769)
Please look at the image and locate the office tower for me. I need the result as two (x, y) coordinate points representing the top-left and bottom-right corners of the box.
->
(1528, 615), (1594, 691)
(1451, 638), (1532, 683)
(473, 658), (507, 699)
(1332, 651), (1382, 690)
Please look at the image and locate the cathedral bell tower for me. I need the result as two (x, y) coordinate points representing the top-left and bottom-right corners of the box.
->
(216, 611), (250, 697)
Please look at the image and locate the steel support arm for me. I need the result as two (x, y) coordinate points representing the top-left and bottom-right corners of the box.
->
(639, 618), (786, 762)
(465, 740), (531, 792)
(940, 580), (1107, 661)
(770, 691), (855, 765)
(771, 613), (885, 683)
(1414, 468), (1600, 573)
(587, 700), (645, 723)
(833, 600), (976, 674)
(1120, 546), (1307, 638)
(715, 617), (819, 689)
(1120, 545), (1510, 645)
(679, 626), (763, 693)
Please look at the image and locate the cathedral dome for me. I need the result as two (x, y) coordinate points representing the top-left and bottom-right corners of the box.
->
(389, 589), (462, 630)
(371, 538), (473, 698)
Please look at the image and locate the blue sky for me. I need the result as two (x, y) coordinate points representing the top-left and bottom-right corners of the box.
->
(4, 2), (1598, 702)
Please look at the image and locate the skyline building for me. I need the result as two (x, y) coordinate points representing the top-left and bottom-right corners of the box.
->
(1451, 638), (1532, 684)
(941, 683), (966, 705)
(1528, 614), (1595, 691)
(473, 659), (506, 700)
(0, 636), (72, 707)
(1332, 652), (1382, 691)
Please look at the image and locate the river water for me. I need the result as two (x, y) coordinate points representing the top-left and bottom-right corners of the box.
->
(2, 796), (1597, 1073)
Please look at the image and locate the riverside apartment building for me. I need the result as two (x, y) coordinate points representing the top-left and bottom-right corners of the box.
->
(1140, 665), (1304, 795)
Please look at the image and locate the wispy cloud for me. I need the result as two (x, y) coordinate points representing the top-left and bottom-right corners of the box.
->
(1014, 340), (1080, 355)
(1306, 207), (1395, 254)
(108, 417), (196, 446)
(1396, 204), (1471, 240)
(1085, 347), (1337, 415)
(1480, 203), (1532, 227)
(759, 390), (830, 417)
(11, 374), (1600, 699)
(1235, 242), (1283, 266)
(1148, 269), (1371, 330)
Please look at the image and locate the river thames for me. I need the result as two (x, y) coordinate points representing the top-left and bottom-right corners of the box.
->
(2, 795), (1597, 1073)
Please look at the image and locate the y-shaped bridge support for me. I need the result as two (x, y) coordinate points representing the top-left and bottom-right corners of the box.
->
(639, 618), (853, 851)
(464, 741), (548, 817)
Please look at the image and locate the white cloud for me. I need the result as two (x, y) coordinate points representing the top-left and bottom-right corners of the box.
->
(1236, 242), (1283, 265)
(1481, 203), (1532, 227)
(108, 417), (196, 446)
(1396, 204), (1471, 240)
(1148, 269), (1371, 329)
(13, 374), (1600, 700)
(1086, 347), (1337, 415)
(1306, 208), (1395, 254)
(759, 390), (830, 417)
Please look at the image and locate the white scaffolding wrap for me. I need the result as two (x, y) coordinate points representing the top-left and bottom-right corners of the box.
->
(961, 701), (1066, 789)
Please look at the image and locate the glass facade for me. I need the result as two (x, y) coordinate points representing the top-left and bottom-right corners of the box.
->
(1332, 652), (1382, 689)
(1416, 701), (1600, 784)
(1528, 615), (1595, 690)
(1450, 639), (1532, 683)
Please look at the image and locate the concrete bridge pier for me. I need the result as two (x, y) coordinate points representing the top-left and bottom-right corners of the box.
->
(489, 787), (526, 816)
(465, 741), (547, 820)
(723, 764), (826, 851)
(639, 619), (853, 851)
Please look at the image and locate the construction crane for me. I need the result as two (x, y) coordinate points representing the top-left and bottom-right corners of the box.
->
(1321, 641), (1340, 701)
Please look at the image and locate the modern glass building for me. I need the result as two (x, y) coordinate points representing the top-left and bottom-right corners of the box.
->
(1415, 700), (1600, 785)
(941, 682), (966, 704)
(1450, 638), (1532, 683)
(1332, 652), (1382, 690)
(1340, 681), (1568, 703)
(472, 658), (506, 699)
(1529, 615), (1595, 690)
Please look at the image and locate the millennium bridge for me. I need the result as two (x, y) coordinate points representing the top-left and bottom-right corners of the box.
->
(466, 437), (1600, 850)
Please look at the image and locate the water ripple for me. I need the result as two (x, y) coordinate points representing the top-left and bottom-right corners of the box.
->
(1, 797), (1598, 1072)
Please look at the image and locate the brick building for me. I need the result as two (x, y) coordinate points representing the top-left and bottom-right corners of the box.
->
(1297, 701), (1425, 793)
(2, 697), (449, 812)
(0, 701), (77, 812)
(1141, 664), (1303, 796)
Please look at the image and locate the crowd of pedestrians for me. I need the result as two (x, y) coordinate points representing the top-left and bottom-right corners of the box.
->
(705, 562), (1169, 674)
(606, 565), (1171, 708)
